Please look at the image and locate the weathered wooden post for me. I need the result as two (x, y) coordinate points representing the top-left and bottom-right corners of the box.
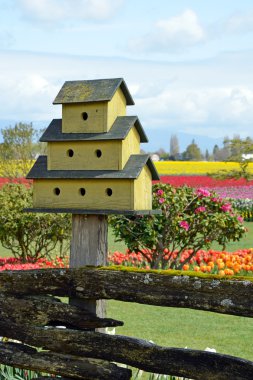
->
(26, 78), (160, 317)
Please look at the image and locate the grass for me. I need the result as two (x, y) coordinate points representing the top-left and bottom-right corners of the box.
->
(107, 302), (253, 361)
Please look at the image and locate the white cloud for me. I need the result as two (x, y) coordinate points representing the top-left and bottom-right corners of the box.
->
(130, 9), (205, 52)
(18, 0), (123, 22)
(0, 31), (14, 49)
(225, 10), (253, 34)
(156, 10), (205, 44)
(0, 50), (253, 141)
(135, 85), (253, 137)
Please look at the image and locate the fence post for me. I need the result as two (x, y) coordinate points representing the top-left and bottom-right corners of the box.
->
(69, 214), (108, 318)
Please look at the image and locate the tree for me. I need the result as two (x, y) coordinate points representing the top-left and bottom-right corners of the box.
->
(0, 122), (43, 178)
(110, 183), (246, 270)
(182, 139), (202, 161)
(212, 144), (220, 161)
(205, 149), (210, 161)
(0, 183), (71, 262)
(169, 134), (180, 158)
(211, 137), (253, 180)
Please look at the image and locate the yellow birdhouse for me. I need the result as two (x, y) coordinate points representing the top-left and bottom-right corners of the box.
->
(26, 78), (160, 215)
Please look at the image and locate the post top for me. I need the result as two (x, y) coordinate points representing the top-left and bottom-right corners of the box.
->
(53, 78), (134, 105)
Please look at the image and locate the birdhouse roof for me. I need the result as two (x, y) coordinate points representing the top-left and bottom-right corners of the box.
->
(40, 116), (148, 143)
(27, 154), (159, 180)
(53, 78), (134, 105)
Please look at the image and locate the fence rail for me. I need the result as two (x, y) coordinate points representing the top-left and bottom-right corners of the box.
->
(0, 267), (253, 379)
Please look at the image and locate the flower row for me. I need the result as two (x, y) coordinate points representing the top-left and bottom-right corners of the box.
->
(154, 161), (253, 175)
(108, 248), (253, 276)
(157, 175), (253, 188)
(0, 256), (69, 271)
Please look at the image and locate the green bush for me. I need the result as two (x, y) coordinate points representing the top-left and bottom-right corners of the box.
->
(110, 183), (246, 269)
(0, 183), (71, 262)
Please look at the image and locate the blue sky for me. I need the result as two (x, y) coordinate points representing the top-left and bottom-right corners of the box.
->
(0, 0), (253, 152)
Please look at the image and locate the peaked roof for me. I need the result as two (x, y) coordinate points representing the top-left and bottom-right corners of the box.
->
(40, 116), (148, 143)
(26, 154), (160, 181)
(53, 78), (134, 105)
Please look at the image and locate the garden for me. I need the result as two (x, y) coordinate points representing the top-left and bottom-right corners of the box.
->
(0, 160), (253, 379)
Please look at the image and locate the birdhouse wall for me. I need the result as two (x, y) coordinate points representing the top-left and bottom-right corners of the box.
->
(107, 87), (127, 129)
(47, 141), (122, 170)
(47, 126), (140, 171)
(120, 126), (140, 169)
(133, 165), (152, 209)
(33, 179), (134, 210)
(62, 102), (107, 133)
(62, 88), (126, 134)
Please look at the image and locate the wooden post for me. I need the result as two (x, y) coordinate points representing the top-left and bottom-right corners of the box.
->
(70, 214), (108, 318)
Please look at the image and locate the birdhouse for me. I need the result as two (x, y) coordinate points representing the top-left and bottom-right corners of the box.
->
(26, 78), (160, 214)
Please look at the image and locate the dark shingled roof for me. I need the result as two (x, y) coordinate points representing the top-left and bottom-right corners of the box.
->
(40, 116), (148, 143)
(27, 154), (160, 181)
(53, 78), (134, 105)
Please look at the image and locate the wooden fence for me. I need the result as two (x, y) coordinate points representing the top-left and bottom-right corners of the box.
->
(0, 266), (253, 379)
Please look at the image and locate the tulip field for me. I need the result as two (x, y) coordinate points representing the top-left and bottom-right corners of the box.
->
(154, 160), (253, 175)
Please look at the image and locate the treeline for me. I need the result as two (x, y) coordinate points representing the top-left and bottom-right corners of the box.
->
(152, 134), (253, 162)
(0, 122), (45, 178)
(0, 123), (252, 177)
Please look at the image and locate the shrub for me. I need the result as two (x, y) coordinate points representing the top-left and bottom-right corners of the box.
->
(110, 183), (246, 269)
(0, 183), (71, 262)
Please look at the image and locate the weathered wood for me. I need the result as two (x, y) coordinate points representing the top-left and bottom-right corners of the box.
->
(0, 294), (123, 329)
(70, 215), (108, 318)
(70, 217), (108, 268)
(0, 342), (131, 380)
(0, 324), (252, 380)
(1, 267), (253, 318)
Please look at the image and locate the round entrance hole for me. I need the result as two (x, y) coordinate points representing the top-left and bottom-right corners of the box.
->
(67, 149), (74, 157)
(54, 188), (61, 196)
(82, 112), (88, 121)
(106, 188), (113, 197)
(95, 149), (102, 158)
(79, 188), (86, 196)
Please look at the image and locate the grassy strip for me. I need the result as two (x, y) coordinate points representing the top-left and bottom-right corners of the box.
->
(107, 300), (253, 362)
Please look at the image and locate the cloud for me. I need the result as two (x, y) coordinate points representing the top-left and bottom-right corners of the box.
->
(18, 0), (124, 22)
(225, 10), (253, 34)
(134, 85), (253, 139)
(0, 31), (14, 49)
(130, 9), (205, 53)
(0, 50), (253, 141)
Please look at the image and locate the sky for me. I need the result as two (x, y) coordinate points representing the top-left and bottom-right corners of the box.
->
(0, 0), (253, 152)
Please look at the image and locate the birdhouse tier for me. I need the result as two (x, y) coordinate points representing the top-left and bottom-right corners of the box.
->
(26, 154), (160, 214)
(41, 117), (148, 171)
(53, 78), (134, 134)
(40, 116), (147, 142)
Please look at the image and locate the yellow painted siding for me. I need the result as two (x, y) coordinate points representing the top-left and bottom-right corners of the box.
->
(133, 166), (152, 210)
(62, 88), (126, 133)
(62, 102), (108, 133)
(33, 179), (134, 210)
(47, 141), (121, 170)
(120, 126), (140, 169)
(107, 88), (126, 129)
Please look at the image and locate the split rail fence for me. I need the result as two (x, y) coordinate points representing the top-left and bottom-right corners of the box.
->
(0, 266), (253, 379)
